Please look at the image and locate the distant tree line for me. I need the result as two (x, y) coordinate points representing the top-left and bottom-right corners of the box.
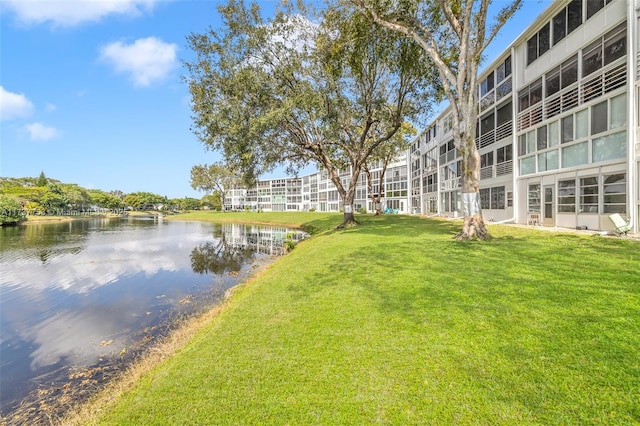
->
(0, 172), (222, 224)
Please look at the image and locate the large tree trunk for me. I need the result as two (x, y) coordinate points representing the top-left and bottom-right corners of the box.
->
(457, 132), (489, 240)
(373, 195), (382, 215)
(342, 207), (356, 226)
(339, 188), (358, 228)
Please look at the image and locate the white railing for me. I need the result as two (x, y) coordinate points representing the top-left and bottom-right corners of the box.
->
(518, 59), (626, 133)
(496, 161), (513, 176)
(441, 178), (461, 191)
(495, 121), (513, 141)
(475, 120), (513, 149)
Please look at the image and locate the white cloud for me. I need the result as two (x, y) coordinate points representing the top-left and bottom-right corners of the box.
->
(2, 0), (159, 28)
(25, 122), (58, 141)
(46, 103), (57, 112)
(0, 86), (34, 121)
(99, 37), (178, 87)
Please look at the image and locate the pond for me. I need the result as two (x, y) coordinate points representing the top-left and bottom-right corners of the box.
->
(0, 217), (307, 418)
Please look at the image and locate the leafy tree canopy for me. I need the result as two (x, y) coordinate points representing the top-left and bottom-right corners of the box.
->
(185, 0), (436, 225)
(352, 0), (522, 238)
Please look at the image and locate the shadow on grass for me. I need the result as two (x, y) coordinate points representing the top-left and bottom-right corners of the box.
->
(285, 220), (640, 421)
(290, 217), (639, 326)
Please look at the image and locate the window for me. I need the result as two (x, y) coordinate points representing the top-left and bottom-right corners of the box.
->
(603, 173), (626, 213)
(591, 101), (608, 135)
(481, 113), (494, 134)
(530, 80), (542, 107)
(553, 0), (582, 45)
(561, 56), (578, 88)
(575, 109), (588, 139)
(480, 72), (494, 97)
(604, 23), (626, 65)
(528, 184), (541, 212)
(481, 152), (494, 168)
(518, 79), (542, 111)
(479, 186), (505, 210)
(587, 0), (605, 19)
(527, 24), (550, 65)
(549, 120), (560, 147)
(443, 114), (453, 133)
(583, 23), (627, 78)
(491, 186), (505, 209)
(580, 177), (599, 213)
(519, 89), (529, 112)
(593, 132), (626, 162)
(496, 76), (512, 100)
(558, 179), (576, 213)
(546, 68), (560, 96)
(562, 141), (588, 168)
(537, 125), (547, 150)
(567, 0), (582, 34)
(497, 145), (512, 163)
(527, 36), (538, 66)
(496, 102), (512, 127)
(496, 56), (511, 83)
(583, 40), (603, 77)
(538, 150), (559, 172)
(562, 115), (573, 143)
(519, 130), (536, 156)
(425, 173), (438, 193)
(520, 156), (536, 175)
(553, 9), (566, 44)
(539, 22), (550, 55)
(480, 188), (490, 209)
(610, 93), (627, 129)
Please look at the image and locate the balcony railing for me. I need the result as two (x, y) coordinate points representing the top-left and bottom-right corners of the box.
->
(518, 60), (627, 132)
(496, 160), (513, 176)
(475, 120), (513, 149)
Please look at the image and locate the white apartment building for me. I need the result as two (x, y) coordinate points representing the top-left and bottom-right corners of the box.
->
(225, 153), (409, 214)
(224, 0), (638, 233)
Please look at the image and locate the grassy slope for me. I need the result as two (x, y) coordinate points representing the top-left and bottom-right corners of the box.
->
(97, 213), (639, 425)
(168, 210), (342, 232)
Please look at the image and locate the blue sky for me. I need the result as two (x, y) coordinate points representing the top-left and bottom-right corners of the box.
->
(1, 0), (551, 199)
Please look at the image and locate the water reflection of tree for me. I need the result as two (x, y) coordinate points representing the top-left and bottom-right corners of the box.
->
(190, 235), (256, 275)
(1, 221), (93, 264)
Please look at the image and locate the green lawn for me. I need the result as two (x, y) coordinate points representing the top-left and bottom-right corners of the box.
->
(168, 210), (342, 233)
(94, 213), (639, 425)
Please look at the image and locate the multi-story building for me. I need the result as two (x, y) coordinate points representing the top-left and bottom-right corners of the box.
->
(224, 0), (638, 233)
(225, 153), (410, 214)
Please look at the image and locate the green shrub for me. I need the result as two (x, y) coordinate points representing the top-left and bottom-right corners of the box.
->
(0, 194), (25, 225)
(283, 232), (297, 252)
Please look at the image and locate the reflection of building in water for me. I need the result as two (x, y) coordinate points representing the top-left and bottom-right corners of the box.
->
(221, 223), (308, 256)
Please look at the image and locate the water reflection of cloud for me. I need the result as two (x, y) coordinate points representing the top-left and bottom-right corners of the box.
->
(25, 308), (129, 370)
(0, 223), (209, 293)
(0, 220), (299, 408)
